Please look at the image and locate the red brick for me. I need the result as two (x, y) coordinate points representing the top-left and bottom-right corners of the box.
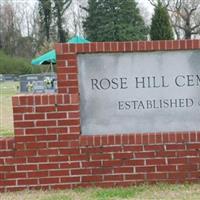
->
(180, 40), (186, 49)
(138, 41), (146, 51)
(103, 160), (123, 167)
(135, 134), (142, 144)
(166, 40), (173, 49)
(69, 127), (80, 133)
(61, 177), (80, 183)
(102, 146), (122, 153)
(36, 120), (56, 127)
(39, 178), (60, 185)
(160, 40), (166, 50)
(59, 148), (80, 155)
(111, 42), (118, 52)
(17, 164), (38, 171)
(6, 172), (26, 179)
(38, 149), (58, 156)
(58, 119), (79, 126)
(92, 168), (112, 175)
(146, 173), (167, 180)
(68, 112), (80, 119)
(104, 175), (123, 181)
(166, 144), (186, 150)
(3, 180), (16, 186)
(82, 161), (101, 168)
(144, 145), (164, 151)
(157, 165), (176, 172)
(82, 175), (102, 182)
(104, 42), (111, 51)
(156, 151), (176, 157)
(68, 74), (77, 80)
(39, 163), (59, 170)
(118, 42), (125, 51)
(57, 105), (79, 112)
(70, 155), (89, 161)
(48, 156), (69, 163)
(25, 128), (46, 135)
(28, 157), (48, 163)
(146, 41), (152, 51)
(136, 166), (155, 173)
(91, 154), (112, 160)
(28, 171), (48, 178)
(132, 41), (139, 51)
(178, 164), (198, 171)
(123, 159), (144, 166)
(146, 158), (166, 165)
(122, 135), (129, 144)
(49, 170), (69, 176)
(172, 40), (180, 49)
(114, 167), (133, 174)
(5, 157), (26, 164)
(24, 114), (45, 120)
(13, 114), (23, 121)
(60, 162), (80, 169)
(26, 142), (47, 149)
(37, 134), (57, 141)
(135, 152), (155, 158)
(36, 106), (56, 112)
(125, 174), (145, 180)
(193, 39), (200, 49)
(168, 172), (187, 180)
(125, 42), (132, 51)
(114, 152), (133, 160)
(152, 41), (159, 50)
(55, 43), (63, 54)
(18, 179), (38, 185)
(14, 121), (34, 128)
(58, 134), (79, 140)
(15, 150), (37, 157)
(168, 158), (187, 164)
(47, 127), (68, 134)
(71, 169), (91, 175)
(187, 143), (200, 150)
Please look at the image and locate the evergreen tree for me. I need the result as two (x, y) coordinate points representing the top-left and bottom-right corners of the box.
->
(83, 0), (148, 42)
(150, 0), (174, 40)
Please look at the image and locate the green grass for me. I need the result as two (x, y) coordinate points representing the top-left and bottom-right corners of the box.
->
(0, 184), (200, 200)
(0, 81), (19, 137)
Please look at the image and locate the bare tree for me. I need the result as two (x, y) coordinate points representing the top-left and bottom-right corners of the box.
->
(53, 0), (72, 42)
(148, 0), (200, 39)
(65, 0), (87, 37)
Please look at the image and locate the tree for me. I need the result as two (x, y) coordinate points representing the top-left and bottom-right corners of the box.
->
(53, 0), (72, 42)
(38, 0), (52, 42)
(82, 0), (148, 42)
(0, 2), (21, 56)
(150, 0), (174, 40)
(148, 0), (200, 39)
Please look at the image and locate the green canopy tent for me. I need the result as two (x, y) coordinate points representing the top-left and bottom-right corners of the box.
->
(68, 36), (90, 44)
(31, 49), (56, 65)
(31, 36), (90, 68)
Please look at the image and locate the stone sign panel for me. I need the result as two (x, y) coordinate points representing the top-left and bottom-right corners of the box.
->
(78, 50), (200, 135)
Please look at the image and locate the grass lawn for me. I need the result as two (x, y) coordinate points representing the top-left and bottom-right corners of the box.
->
(0, 184), (200, 200)
(0, 81), (19, 137)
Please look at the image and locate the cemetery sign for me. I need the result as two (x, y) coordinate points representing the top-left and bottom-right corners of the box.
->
(78, 50), (200, 135)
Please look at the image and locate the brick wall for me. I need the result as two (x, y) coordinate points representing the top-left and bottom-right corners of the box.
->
(0, 40), (200, 192)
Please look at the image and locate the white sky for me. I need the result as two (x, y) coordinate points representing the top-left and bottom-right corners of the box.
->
(1, 0), (154, 36)
(9, 0), (154, 13)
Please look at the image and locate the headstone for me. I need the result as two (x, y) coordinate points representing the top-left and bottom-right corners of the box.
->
(0, 74), (4, 82)
(19, 73), (57, 93)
